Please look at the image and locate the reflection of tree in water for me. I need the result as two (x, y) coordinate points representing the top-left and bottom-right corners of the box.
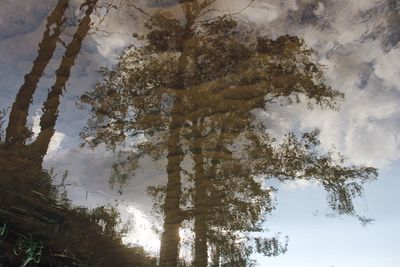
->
(5, 0), (69, 147)
(81, 0), (377, 266)
(0, 1), (156, 266)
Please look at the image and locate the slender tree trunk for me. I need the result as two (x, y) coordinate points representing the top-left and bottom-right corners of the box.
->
(192, 120), (208, 267)
(210, 246), (221, 267)
(160, 2), (205, 265)
(33, 0), (97, 160)
(5, 0), (69, 145)
(159, 3), (198, 262)
(159, 103), (185, 267)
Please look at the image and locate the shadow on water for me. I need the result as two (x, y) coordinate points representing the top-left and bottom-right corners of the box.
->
(0, 0), (156, 266)
(80, 1), (378, 266)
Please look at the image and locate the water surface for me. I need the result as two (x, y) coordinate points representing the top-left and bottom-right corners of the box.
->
(0, 1), (399, 266)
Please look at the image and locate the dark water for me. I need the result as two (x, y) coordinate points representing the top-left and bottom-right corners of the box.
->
(0, 1), (399, 266)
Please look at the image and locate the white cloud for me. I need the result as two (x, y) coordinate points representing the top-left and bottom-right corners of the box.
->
(244, 0), (400, 168)
(375, 48), (400, 88)
(283, 179), (320, 190)
(46, 131), (65, 154)
(30, 111), (66, 157)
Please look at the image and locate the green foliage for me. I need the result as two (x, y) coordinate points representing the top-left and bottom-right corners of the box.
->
(80, 1), (378, 265)
(254, 235), (289, 257)
(88, 205), (122, 238)
(13, 234), (43, 267)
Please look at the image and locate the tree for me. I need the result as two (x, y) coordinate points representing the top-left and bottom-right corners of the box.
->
(1, 1), (159, 265)
(4, 0), (98, 165)
(1, 0), (98, 189)
(0, 1), (158, 265)
(32, 0), (98, 163)
(5, 0), (69, 146)
(81, 1), (378, 266)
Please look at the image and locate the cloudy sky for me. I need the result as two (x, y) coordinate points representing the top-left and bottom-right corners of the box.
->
(0, 0), (399, 266)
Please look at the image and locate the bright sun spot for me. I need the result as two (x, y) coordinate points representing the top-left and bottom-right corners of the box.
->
(122, 205), (161, 253)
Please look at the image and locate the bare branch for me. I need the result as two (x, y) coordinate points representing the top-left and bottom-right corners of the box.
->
(198, 0), (256, 23)
(127, 3), (152, 17)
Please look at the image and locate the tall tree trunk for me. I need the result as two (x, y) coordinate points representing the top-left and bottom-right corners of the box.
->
(192, 120), (208, 267)
(33, 0), (97, 160)
(159, 104), (185, 267)
(5, 0), (69, 145)
(210, 246), (221, 267)
(160, 2), (206, 265)
(159, 3), (198, 263)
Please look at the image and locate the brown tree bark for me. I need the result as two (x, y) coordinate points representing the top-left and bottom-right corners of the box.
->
(192, 120), (208, 267)
(5, 0), (69, 145)
(159, 3), (198, 264)
(159, 105), (185, 267)
(33, 0), (97, 160)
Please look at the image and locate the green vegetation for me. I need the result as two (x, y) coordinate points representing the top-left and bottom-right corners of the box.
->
(80, 1), (378, 266)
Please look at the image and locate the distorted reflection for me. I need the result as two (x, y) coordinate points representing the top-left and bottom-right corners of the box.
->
(0, 0), (155, 266)
(81, 1), (376, 266)
(3, 0), (399, 266)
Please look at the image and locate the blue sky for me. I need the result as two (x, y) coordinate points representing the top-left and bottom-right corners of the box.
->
(0, 0), (399, 266)
(257, 166), (400, 267)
